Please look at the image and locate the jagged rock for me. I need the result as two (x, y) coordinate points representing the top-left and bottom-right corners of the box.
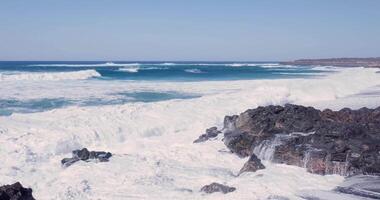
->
(0, 182), (35, 200)
(200, 182), (236, 194)
(220, 104), (380, 176)
(238, 154), (265, 175)
(61, 148), (112, 167)
(193, 127), (221, 143)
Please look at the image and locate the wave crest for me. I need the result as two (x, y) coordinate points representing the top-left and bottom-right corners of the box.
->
(0, 70), (101, 81)
(184, 69), (204, 73)
(28, 62), (140, 67)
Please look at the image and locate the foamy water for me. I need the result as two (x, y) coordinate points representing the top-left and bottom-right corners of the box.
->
(0, 64), (379, 199)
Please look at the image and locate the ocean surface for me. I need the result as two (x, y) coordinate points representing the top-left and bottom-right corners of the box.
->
(0, 61), (332, 116)
(1, 61), (380, 199)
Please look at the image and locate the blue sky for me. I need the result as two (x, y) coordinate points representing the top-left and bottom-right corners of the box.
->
(0, 0), (379, 61)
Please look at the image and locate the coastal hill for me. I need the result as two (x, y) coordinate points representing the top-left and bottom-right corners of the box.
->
(281, 57), (380, 67)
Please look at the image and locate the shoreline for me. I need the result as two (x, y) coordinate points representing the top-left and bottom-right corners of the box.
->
(280, 57), (380, 68)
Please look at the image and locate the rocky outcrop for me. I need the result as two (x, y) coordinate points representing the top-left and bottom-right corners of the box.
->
(200, 183), (236, 194)
(221, 104), (380, 176)
(0, 182), (35, 200)
(193, 127), (221, 143)
(280, 57), (380, 68)
(238, 154), (265, 175)
(61, 148), (112, 167)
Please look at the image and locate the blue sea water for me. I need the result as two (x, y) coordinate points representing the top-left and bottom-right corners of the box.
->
(0, 61), (332, 115)
(0, 61), (327, 81)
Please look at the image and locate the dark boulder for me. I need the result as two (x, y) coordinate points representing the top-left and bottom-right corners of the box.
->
(200, 182), (236, 194)
(238, 154), (265, 175)
(219, 104), (380, 176)
(0, 182), (35, 200)
(61, 148), (112, 167)
(193, 127), (221, 143)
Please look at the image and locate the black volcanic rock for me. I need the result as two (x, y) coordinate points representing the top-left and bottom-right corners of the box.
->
(238, 154), (265, 175)
(61, 148), (112, 167)
(193, 127), (221, 143)
(0, 182), (35, 200)
(221, 104), (380, 176)
(200, 183), (236, 194)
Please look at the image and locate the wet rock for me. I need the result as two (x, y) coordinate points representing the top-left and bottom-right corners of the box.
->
(220, 104), (380, 176)
(200, 182), (236, 194)
(61, 148), (112, 167)
(0, 182), (35, 200)
(334, 175), (380, 199)
(238, 154), (265, 175)
(193, 127), (221, 143)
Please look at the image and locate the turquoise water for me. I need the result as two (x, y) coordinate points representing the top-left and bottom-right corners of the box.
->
(0, 92), (201, 116)
(0, 61), (332, 115)
(0, 61), (327, 81)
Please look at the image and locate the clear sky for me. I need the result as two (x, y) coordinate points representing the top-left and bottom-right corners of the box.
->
(1, 0), (379, 61)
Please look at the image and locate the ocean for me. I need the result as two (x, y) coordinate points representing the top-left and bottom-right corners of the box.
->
(1, 61), (380, 199)
(0, 61), (330, 116)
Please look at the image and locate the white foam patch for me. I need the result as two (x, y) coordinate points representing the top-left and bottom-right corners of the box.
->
(28, 62), (140, 67)
(0, 67), (379, 199)
(184, 68), (204, 73)
(0, 70), (101, 81)
(226, 63), (281, 67)
(118, 67), (139, 73)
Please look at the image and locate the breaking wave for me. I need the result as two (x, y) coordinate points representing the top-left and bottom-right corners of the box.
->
(28, 62), (140, 67)
(118, 67), (140, 73)
(118, 66), (169, 73)
(0, 70), (101, 81)
(184, 68), (204, 73)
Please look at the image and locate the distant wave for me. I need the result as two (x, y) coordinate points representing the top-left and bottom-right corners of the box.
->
(118, 67), (140, 73)
(158, 63), (176, 66)
(118, 66), (169, 73)
(226, 63), (281, 67)
(0, 70), (101, 81)
(184, 68), (204, 73)
(28, 62), (140, 67)
(311, 66), (341, 71)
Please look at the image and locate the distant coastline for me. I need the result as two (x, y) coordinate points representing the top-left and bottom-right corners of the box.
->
(281, 57), (380, 68)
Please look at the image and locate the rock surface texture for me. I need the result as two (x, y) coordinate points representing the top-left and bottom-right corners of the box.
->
(221, 104), (380, 176)
(200, 183), (236, 194)
(193, 127), (221, 143)
(0, 182), (35, 200)
(238, 154), (265, 175)
(61, 148), (112, 167)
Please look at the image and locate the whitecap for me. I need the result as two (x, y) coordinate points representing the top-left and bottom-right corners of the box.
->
(0, 70), (101, 81)
(184, 68), (204, 73)
(28, 62), (140, 67)
(119, 67), (139, 73)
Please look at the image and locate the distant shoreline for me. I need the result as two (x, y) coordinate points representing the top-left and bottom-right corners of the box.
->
(280, 57), (380, 68)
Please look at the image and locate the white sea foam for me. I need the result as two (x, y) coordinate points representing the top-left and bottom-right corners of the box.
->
(118, 66), (169, 73)
(0, 70), (101, 81)
(0, 67), (379, 199)
(28, 62), (140, 67)
(184, 68), (204, 73)
(226, 63), (280, 67)
(118, 67), (140, 73)
(159, 62), (176, 66)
